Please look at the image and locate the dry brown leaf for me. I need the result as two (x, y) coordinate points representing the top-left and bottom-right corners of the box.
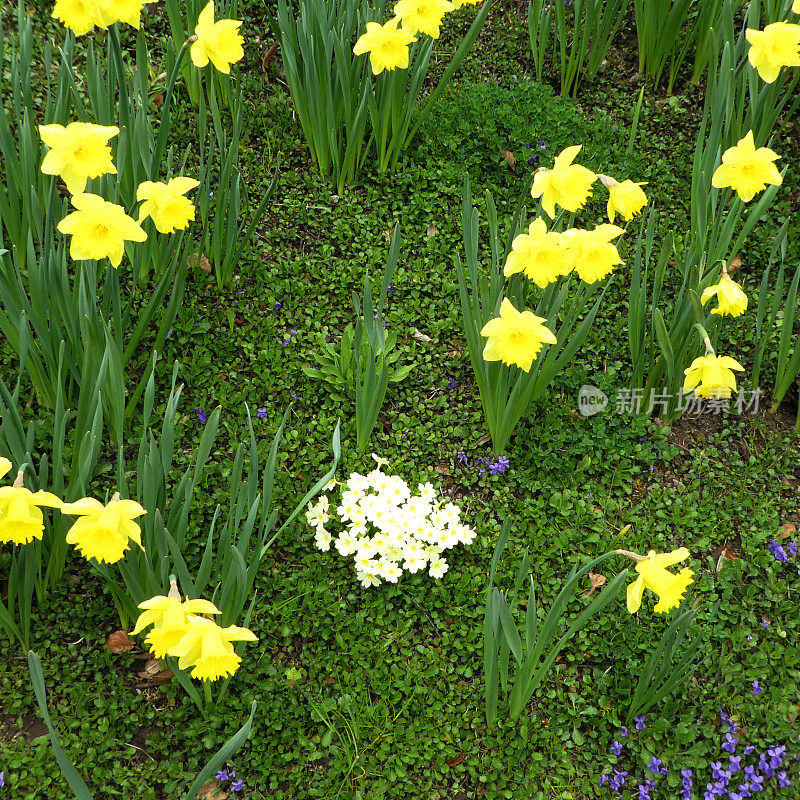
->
(586, 572), (606, 596)
(412, 328), (432, 342)
(714, 547), (739, 574)
(434, 462), (450, 475)
(727, 255), (742, 273)
(262, 40), (279, 72)
(143, 658), (162, 675)
(151, 668), (174, 685)
(499, 149), (517, 172)
(197, 780), (228, 800)
(104, 630), (135, 653)
(426, 222), (438, 237)
(446, 753), (466, 766)
(188, 252), (212, 273)
(779, 523), (797, 539)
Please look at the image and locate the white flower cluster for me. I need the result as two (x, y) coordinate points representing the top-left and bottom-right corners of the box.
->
(305, 459), (476, 587)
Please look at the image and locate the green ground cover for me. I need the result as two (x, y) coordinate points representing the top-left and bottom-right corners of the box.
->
(1, 1), (799, 798)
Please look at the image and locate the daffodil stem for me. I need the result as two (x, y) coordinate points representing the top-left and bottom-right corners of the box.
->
(203, 680), (213, 707)
(150, 41), (190, 178)
(693, 323), (714, 355)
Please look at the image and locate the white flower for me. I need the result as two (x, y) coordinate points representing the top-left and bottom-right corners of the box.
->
(371, 453), (390, 469)
(404, 555), (428, 573)
(324, 477), (337, 491)
(354, 554), (376, 572)
(315, 530), (332, 551)
(335, 534), (359, 556)
(429, 557), (449, 579)
(442, 503), (460, 525)
(454, 524), (476, 545)
(357, 569), (381, 587)
(382, 562), (402, 583)
(346, 473), (370, 493)
(418, 482), (436, 500)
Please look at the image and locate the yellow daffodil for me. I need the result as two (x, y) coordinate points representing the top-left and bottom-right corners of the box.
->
(623, 548), (694, 614)
(353, 17), (416, 75)
(711, 131), (782, 202)
(561, 224), (624, 284)
(0, 465), (62, 546)
(531, 145), (597, 220)
(52, 0), (103, 35)
(503, 217), (572, 288)
(96, 0), (155, 29)
(61, 495), (146, 564)
(451, 0), (480, 6)
(794, 0), (800, 12)
(600, 175), (648, 223)
(137, 177), (200, 233)
(746, 21), (800, 83)
(683, 354), (744, 399)
(170, 615), (257, 681)
(190, 1), (245, 74)
(480, 297), (557, 372)
(700, 272), (748, 317)
(394, 0), (454, 38)
(57, 193), (147, 267)
(39, 122), (119, 196)
(133, 594), (222, 659)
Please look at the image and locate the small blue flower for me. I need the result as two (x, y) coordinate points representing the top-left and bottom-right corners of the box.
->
(618, 726), (628, 738)
(230, 779), (245, 792)
(447, 377), (456, 390)
(634, 715), (646, 730)
(0, 771), (5, 787)
(196, 407), (207, 423)
(274, 301), (282, 310)
(610, 740), (623, 756)
(256, 408), (268, 419)
(215, 770), (230, 782)
(752, 680), (763, 696)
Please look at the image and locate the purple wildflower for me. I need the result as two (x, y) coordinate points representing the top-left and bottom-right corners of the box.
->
(599, 773), (609, 787)
(489, 456), (510, 475)
(256, 408), (268, 418)
(618, 726), (628, 738)
(752, 681), (763, 696)
(291, 392), (299, 400)
(786, 541), (797, 556)
(447, 377), (456, 390)
(777, 771), (791, 787)
(196, 407), (207, 423)
(722, 732), (739, 753)
(215, 770), (230, 781)
(230, 779), (245, 792)
(0, 772), (4, 788)
(528, 155), (539, 166)
(274, 301), (282, 310)
(610, 740), (623, 756)
(609, 769), (628, 792)
(769, 540), (788, 562)
(538, 140), (547, 149)
(634, 715), (646, 730)
(387, 282), (397, 296)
